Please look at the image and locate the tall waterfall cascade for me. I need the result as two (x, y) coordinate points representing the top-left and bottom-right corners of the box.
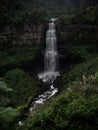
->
(18, 19), (60, 125)
(38, 18), (60, 83)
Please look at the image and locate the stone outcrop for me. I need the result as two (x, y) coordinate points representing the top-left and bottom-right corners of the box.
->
(56, 22), (98, 72)
(0, 24), (45, 45)
(57, 23), (98, 45)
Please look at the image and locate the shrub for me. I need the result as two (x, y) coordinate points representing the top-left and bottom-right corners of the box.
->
(24, 93), (98, 130)
(4, 68), (41, 107)
(0, 107), (20, 130)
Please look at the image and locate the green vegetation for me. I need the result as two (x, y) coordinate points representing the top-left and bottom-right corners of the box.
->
(0, 44), (41, 75)
(0, 107), (20, 130)
(0, 44), (43, 129)
(0, 41), (43, 130)
(22, 7), (98, 129)
(0, 0), (98, 27)
(24, 93), (98, 130)
(23, 41), (98, 130)
(0, 80), (20, 130)
(22, 42), (98, 130)
(0, 0), (48, 27)
(4, 68), (41, 107)
(60, 6), (98, 24)
(0, 80), (12, 107)
(0, 0), (98, 130)
(71, 6), (98, 24)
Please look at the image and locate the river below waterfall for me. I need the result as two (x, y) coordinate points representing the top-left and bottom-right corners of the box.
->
(29, 84), (58, 112)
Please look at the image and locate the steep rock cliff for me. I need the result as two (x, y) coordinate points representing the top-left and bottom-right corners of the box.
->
(0, 24), (46, 46)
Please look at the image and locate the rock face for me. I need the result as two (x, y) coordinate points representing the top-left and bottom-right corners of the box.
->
(0, 24), (46, 45)
(56, 22), (98, 72)
(57, 22), (98, 46)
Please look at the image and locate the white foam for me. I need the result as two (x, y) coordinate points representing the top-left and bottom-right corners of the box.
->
(48, 88), (58, 99)
(29, 107), (33, 112)
(51, 85), (54, 89)
(38, 72), (60, 83)
(18, 121), (23, 126)
(35, 98), (44, 104)
(29, 85), (58, 112)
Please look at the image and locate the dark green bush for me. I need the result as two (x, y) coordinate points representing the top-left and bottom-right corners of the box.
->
(0, 107), (20, 130)
(4, 68), (41, 107)
(24, 93), (98, 130)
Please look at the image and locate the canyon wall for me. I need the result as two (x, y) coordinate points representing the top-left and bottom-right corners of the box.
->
(0, 24), (46, 45)
(57, 22), (98, 46)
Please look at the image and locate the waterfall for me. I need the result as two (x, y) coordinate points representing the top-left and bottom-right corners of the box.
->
(38, 18), (60, 83)
(18, 18), (60, 125)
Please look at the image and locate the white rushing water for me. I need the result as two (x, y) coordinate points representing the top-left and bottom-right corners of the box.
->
(38, 18), (60, 83)
(29, 18), (60, 112)
(29, 84), (58, 113)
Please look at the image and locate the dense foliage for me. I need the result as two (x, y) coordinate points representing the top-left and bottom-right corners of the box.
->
(0, 80), (20, 130)
(59, 6), (98, 24)
(0, 0), (98, 130)
(0, 0), (48, 27)
(24, 94), (98, 130)
(4, 68), (41, 107)
(0, 44), (41, 75)
(0, 0), (98, 26)
(0, 42), (43, 129)
(24, 42), (98, 130)
(22, 6), (98, 129)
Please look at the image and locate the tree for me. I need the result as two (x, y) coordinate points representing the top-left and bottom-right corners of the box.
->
(0, 80), (20, 130)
